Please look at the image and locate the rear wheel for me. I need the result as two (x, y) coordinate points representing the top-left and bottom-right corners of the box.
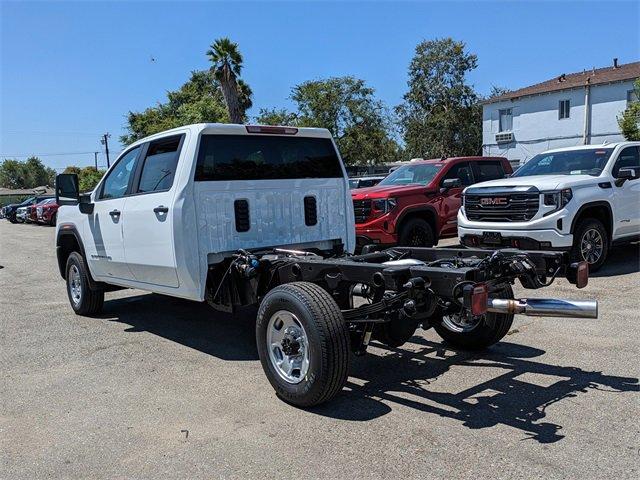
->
(432, 285), (514, 350)
(49, 212), (57, 226)
(65, 252), (104, 315)
(398, 218), (435, 247)
(256, 282), (350, 407)
(571, 218), (608, 272)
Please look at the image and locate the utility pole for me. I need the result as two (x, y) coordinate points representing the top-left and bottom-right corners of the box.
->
(101, 133), (111, 168)
(93, 152), (99, 170)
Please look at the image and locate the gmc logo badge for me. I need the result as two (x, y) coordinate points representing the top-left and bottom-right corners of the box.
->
(480, 197), (508, 206)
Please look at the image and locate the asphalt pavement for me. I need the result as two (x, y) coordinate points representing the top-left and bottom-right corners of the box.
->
(1, 220), (639, 479)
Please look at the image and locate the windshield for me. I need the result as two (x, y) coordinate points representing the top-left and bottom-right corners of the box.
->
(378, 164), (442, 186)
(513, 148), (614, 177)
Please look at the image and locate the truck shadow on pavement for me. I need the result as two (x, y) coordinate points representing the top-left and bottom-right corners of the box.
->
(591, 244), (640, 277)
(312, 338), (639, 444)
(101, 294), (638, 445)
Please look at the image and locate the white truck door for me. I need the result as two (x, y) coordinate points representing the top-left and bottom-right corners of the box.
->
(122, 135), (183, 288)
(611, 146), (640, 238)
(85, 146), (141, 281)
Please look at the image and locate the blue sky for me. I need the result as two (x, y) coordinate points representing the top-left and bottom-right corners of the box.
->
(1, 0), (638, 171)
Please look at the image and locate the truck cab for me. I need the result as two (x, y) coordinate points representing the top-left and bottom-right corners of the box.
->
(55, 123), (355, 302)
(458, 142), (640, 270)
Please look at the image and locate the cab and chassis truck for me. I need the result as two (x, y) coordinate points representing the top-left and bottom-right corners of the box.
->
(55, 123), (597, 407)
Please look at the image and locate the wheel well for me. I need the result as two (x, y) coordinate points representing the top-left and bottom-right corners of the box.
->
(57, 233), (81, 279)
(398, 210), (438, 237)
(572, 204), (613, 240)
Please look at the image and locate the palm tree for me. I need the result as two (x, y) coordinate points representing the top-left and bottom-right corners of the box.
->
(206, 38), (246, 123)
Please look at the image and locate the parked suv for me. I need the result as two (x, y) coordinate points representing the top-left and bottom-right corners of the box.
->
(458, 143), (640, 270)
(351, 156), (512, 248)
(37, 198), (59, 225)
(3, 195), (52, 223)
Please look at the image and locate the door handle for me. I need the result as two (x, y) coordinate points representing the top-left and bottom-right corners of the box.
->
(153, 205), (169, 214)
(109, 209), (121, 217)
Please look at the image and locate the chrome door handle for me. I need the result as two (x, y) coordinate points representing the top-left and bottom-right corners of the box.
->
(109, 209), (121, 217)
(153, 205), (169, 213)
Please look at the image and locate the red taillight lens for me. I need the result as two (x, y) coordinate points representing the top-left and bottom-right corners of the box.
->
(245, 125), (298, 135)
(576, 261), (589, 289)
(464, 283), (488, 316)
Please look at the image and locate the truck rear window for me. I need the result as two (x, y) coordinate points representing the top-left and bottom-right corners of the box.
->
(195, 135), (344, 181)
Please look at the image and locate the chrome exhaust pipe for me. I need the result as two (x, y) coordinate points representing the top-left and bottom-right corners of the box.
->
(487, 298), (598, 319)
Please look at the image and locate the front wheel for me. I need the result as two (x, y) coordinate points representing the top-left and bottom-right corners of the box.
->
(432, 285), (514, 350)
(256, 282), (350, 407)
(398, 218), (435, 247)
(66, 252), (104, 315)
(571, 218), (608, 272)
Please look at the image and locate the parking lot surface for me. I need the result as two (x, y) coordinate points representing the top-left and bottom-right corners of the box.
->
(1, 220), (639, 479)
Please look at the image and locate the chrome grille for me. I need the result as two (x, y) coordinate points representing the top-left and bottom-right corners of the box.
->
(352, 199), (371, 224)
(465, 192), (539, 222)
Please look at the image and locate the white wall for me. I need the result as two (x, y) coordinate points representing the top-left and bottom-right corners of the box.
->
(482, 79), (635, 164)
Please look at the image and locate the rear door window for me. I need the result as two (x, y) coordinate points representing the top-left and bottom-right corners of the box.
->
(195, 135), (343, 181)
(136, 135), (184, 193)
(474, 161), (505, 182)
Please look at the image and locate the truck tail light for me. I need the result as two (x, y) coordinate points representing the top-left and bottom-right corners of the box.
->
(245, 125), (298, 135)
(463, 283), (488, 316)
(567, 261), (589, 289)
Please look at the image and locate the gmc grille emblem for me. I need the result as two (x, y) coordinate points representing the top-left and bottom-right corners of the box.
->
(480, 197), (508, 206)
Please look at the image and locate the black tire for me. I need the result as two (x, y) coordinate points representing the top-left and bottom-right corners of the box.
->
(9, 217), (17, 224)
(50, 212), (57, 226)
(432, 285), (514, 350)
(65, 252), (104, 315)
(256, 282), (350, 407)
(571, 218), (609, 272)
(398, 218), (435, 247)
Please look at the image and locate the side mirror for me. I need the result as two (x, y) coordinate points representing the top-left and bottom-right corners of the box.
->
(441, 178), (462, 191)
(78, 194), (94, 214)
(56, 174), (79, 205)
(615, 167), (639, 186)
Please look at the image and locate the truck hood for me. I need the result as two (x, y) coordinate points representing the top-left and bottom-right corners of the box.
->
(351, 184), (435, 199)
(465, 174), (600, 193)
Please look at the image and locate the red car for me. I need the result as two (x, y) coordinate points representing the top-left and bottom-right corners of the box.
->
(351, 156), (512, 248)
(36, 198), (59, 225)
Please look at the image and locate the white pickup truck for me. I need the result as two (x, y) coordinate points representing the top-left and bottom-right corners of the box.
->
(55, 123), (597, 407)
(458, 142), (640, 270)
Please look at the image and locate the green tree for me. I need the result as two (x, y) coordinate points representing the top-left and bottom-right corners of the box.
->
(257, 77), (400, 165)
(78, 166), (105, 192)
(121, 70), (229, 145)
(0, 157), (55, 189)
(396, 38), (482, 159)
(207, 38), (247, 124)
(618, 78), (640, 141)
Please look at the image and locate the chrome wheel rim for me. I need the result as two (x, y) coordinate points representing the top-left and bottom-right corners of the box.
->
(442, 312), (482, 333)
(68, 265), (82, 306)
(580, 228), (604, 264)
(266, 310), (309, 384)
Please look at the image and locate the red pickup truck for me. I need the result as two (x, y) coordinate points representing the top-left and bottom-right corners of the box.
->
(351, 156), (512, 248)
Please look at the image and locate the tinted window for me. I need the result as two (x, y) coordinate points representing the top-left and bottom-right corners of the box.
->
(195, 135), (343, 181)
(100, 147), (141, 199)
(513, 148), (614, 177)
(475, 161), (505, 182)
(613, 146), (640, 176)
(443, 162), (473, 186)
(378, 164), (442, 186)
(138, 136), (183, 193)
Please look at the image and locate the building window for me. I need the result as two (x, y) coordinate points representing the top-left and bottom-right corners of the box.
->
(499, 108), (512, 132)
(628, 90), (638, 105)
(559, 99), (570, 119)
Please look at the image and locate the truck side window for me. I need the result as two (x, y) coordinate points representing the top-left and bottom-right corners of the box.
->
(475, 161), (504, 182)
(100, 146), (141, 199)
(137, 135), (184, 193)
(612, 146), (640, 177)
(443, 162), (473, 186)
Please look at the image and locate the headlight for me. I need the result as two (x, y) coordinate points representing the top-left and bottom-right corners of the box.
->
(543, 188), (572, 215)
(372, 198), (397, 215)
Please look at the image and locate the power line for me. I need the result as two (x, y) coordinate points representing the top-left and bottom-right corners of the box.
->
(0, 151), (101, 157)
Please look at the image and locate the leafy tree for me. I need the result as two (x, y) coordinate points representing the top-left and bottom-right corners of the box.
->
(0, 157), (55, 189)
(258, 77), (400, 165)
(618, 78), (640, 141)
(488, 85), (511, 99)
(207, 38), (247, 124)
(63, 165), (105, 192)
(396, 38), (482, 159)
(121, 70), (229, 145)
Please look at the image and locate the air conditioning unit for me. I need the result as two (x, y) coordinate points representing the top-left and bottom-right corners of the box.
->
(495, 132), (514, 144)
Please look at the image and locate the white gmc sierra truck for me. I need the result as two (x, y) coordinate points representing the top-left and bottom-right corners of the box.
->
(458, 142), (640, 271)
(55, 123), (597, 407)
